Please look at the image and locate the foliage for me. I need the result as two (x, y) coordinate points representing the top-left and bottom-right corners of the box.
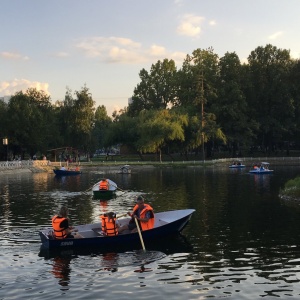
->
(280, 176), (300, 198)
(3, 43), (300, 161)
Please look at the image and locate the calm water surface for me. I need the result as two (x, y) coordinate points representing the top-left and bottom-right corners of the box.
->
(1, 165), (300, 299)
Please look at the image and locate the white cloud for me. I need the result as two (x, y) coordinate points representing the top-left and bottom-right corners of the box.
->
(0, 51), (29, 60)
(75, 36), (186, 65)
(0, 79), (50, 96)
(53, 52), (69, 58)
(209, 20), (216, 26)
(177, 14), (204, 37)
(268, 31), (283, 40)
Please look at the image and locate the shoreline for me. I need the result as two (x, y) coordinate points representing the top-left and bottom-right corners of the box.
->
(0, 157), (300, 175)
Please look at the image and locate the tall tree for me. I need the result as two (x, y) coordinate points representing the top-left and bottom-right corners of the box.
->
(214, 52), (258, 156)
(247, 44), (295, 154)
(92, 105), (112, 151)
(128, 59), (178, 116)
(7, 88), (53, 158)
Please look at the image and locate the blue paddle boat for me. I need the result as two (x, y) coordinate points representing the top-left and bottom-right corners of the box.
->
(249, 162), (274, 174)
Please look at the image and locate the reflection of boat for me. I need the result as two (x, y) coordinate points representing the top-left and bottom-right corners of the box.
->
(53, 169), (82, 176)
(249, 162), (274, 174)
(92, 179), (117, 199)
(39, 209), (195, 250)
(229, 160), (245, 168)
(118, 165), (131, 174)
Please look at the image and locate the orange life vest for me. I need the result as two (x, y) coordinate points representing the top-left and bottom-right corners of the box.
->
(132, 204), (155, 231)
(99, 180), (109, 190)
(52, 215), (68, 239)
(101, 215), (118, 236)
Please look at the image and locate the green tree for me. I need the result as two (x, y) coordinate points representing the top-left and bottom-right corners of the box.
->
(135, 109), (188, 162)
(92, 105), (112, 151)
(247, 44), (295, 154)
(128, 59), (178, 116)
(177, 48), (224, 158)
(70, 86), (95, 159)
(7, 88), (54, 158)
(213, 52), (258, 156)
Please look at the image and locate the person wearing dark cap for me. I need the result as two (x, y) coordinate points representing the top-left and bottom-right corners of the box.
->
(118, 195), (155, 233)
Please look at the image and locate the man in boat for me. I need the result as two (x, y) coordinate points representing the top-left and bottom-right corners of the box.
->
(99, 178), (110, 190)
(52, 206), (83, 239)
(118, 195), (155, 233)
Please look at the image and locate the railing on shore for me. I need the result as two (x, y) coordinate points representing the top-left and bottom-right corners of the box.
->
(0, 156), (300, 171)
(0, 160), (50, 170)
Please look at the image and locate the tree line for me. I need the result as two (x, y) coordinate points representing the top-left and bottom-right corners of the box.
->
(1, 44), (300, 161)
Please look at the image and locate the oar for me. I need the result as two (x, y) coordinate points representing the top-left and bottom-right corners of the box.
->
(110, 184), (126, 192)
(83, 182), (98, 193)
(134, 217), (146, 251)
(116, 213), (128, 218)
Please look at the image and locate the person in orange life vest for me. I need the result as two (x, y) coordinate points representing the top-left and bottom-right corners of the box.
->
(99, 178), (110, 190)
(100, 212), (119, 236)
(52, 206), (83, 239)
(118, 195), (155, 233)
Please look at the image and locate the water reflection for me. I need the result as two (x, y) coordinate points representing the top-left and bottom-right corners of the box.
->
(51, 255), (72, 288)
(3, 166), (300, 299)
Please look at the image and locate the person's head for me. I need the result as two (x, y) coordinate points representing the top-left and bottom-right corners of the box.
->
(101, 178), (106, 181)
(59, 206), (69, 218)
(107, 212), (116, 219)
(136, 195), (145, 207)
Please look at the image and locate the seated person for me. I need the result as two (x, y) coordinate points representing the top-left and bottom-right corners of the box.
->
(52, 206), (83, 239)
(100, 212), (119, 236)
(60, 166), (66, 171)
(118, 195), (155, 233)
(99, 178), (110, 190)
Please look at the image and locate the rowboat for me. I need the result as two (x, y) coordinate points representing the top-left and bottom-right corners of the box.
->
(229, 160), (245, 168)
(92, 179), (118, 199)
(53, 169), (82, 176)
(249, 162), (274, 174)
(39, 209), (195, 250)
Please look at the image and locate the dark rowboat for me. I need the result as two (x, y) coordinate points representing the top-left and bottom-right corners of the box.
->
(39, 209), (195, 250)
(92, 179), (117, 199)
(53, 169), (82, 176)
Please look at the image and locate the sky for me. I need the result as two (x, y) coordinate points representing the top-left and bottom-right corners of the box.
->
(1, 0), (300, 116)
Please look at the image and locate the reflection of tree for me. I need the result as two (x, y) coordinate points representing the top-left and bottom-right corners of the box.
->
(51, 256), (72, 287)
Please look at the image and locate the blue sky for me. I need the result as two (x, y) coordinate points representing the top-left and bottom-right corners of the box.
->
(1, 0), (300, 115)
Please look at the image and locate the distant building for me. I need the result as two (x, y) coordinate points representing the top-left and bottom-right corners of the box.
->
(0, 96), (12, 103)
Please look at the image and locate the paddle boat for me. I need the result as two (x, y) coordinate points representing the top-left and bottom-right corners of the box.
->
(118, 164), (131, 174)
(53, 168), (82, 176)
(249, 162), (274, 174)
(92, 179), (118, 199)
(39, 209), (195, 250)
(229, 160), (245, 168)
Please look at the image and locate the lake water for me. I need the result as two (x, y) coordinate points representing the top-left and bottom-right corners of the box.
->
(1, 165), (300, 299)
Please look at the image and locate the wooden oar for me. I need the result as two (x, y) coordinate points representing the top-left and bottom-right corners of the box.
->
(134, 217), (146, 251)
(116, 213), (128, 218)
(110, 184), (125, 192)
(83, 182), (98, 193)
